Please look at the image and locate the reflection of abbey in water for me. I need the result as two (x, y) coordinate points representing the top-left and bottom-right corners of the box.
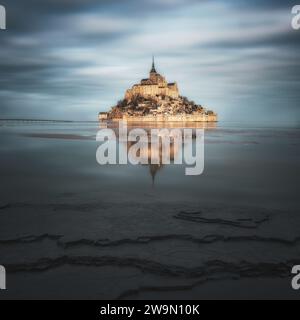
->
(126, 137), (180, 184)
(99, 57), (217, 122)
(98, 121), (212, 182)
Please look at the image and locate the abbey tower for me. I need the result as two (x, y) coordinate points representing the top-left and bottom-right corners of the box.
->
(125, 57), (179, 100)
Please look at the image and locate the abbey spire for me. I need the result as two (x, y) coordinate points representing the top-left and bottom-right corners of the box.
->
(150, 56), (157, 74)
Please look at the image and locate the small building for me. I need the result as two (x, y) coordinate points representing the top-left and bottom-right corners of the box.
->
(98, 112), (108, 121)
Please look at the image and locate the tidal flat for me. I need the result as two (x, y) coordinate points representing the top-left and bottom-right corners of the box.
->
(0, 120), (299, 299)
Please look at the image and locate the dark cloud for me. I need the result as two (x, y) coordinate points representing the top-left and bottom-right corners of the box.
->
(1, 0), (200, 34)
(222, 0), (296, 9)
(197, 30), (300, 50)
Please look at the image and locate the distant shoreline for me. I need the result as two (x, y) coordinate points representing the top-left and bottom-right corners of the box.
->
(0, 119), (98, 123)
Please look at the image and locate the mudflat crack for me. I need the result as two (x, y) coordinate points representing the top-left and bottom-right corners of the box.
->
(1, 234), (300, 248)
(174, 210), (269, 228)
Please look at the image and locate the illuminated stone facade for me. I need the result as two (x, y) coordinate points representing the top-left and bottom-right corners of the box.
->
(125, 58), (179, 100)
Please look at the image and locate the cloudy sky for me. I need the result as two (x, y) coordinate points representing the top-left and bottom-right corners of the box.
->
(0, 0), (299, 124)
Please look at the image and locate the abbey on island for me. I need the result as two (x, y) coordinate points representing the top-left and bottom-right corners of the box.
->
(99, 58), (217, 122)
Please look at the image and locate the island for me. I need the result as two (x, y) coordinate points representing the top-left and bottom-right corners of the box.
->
(99, 58), (217, 122)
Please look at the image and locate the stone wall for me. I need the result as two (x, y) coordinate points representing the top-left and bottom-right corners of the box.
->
(125, 84), (179, 100)
(120, 113), (217, 122)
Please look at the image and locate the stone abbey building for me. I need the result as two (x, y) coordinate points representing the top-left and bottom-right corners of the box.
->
(125, 57), (179, 100)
